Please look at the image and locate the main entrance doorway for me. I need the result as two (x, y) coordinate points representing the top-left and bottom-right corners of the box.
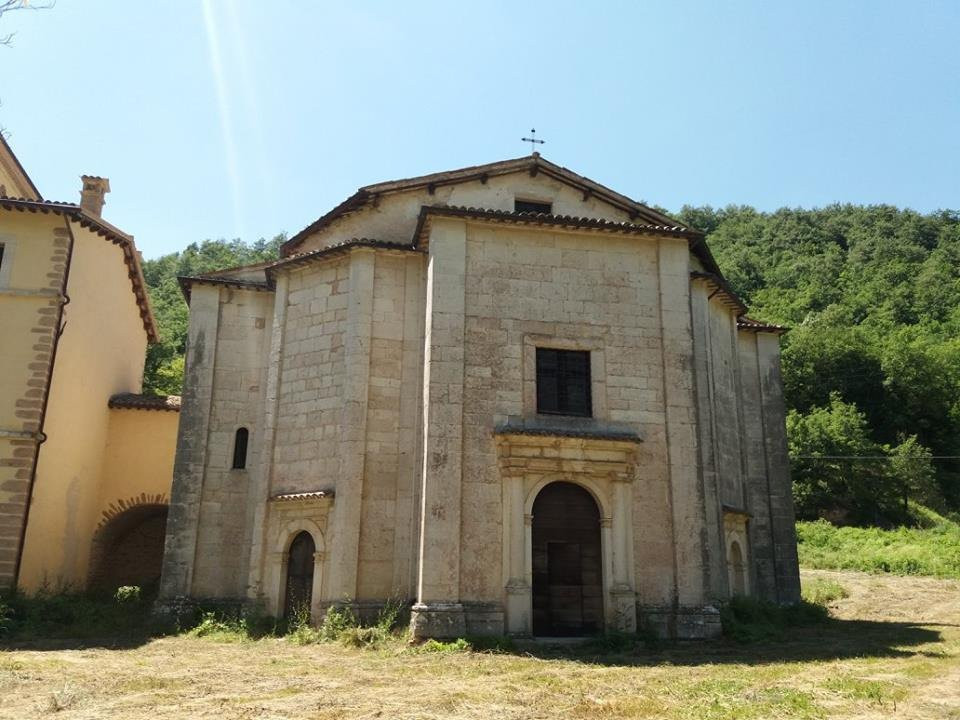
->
(531, 482), (604, 636)
(284, 531), (315, 619)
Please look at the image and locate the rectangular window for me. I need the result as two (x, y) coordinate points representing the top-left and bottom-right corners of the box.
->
(0, 244), (4, 273)
(536, 348), (592, 417)
(514, 199), (552, 215)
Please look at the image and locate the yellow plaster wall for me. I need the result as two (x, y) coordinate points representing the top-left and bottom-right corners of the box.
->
(0, 211), (64, 585)
(95, 409), (178, 529)
(0, 213), (61, 428)
(18, 222), (150, 590)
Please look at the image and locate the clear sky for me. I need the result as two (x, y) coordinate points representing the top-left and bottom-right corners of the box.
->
(1, 1), (958, 258)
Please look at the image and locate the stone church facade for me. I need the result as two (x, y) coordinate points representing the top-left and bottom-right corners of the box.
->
(159, 154), (800, 638)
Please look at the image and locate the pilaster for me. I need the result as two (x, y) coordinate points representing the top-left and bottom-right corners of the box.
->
(412, 219), (467, 638)
(159, 284), (221, 599)
(756, 332), (801, 604)
(657, 239), (707, 607)
(325, 249), (374, 600)
(246, 275), (288, 600)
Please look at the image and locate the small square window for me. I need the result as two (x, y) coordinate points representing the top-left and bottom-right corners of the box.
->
(536, 348), (592, 417)
(514, 199), (552, 215)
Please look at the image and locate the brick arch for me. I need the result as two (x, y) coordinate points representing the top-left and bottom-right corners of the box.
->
(87, 502), (168, 594)
(95, 492), (168, 530)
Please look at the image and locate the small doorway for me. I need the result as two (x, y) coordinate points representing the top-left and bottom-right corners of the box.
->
(532, 482), (603, 636)
(284, 531), (315, 620)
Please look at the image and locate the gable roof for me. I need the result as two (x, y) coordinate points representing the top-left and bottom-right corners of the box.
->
(0, 197), (159, 342)
(0, 134), (42, 200)
(280, 153), (693, 257)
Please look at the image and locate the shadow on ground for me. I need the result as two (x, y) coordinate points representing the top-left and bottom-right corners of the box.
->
(505, 617), (953, 667)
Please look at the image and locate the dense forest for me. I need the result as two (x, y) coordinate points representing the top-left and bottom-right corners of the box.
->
(141, 205), (960, 525)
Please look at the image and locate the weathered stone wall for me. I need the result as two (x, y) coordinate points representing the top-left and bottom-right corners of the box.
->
(454, 223), (690, 612)
(190, 288), (273, 598)
(272, 260), (348, 492)
(357, 252), (423, 600)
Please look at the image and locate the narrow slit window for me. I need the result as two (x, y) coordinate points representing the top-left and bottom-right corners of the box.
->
(0, 244), (5, 273)
(232, 427), (249, 469)
(514, 199), (552, 215)
(536, 348), (592, 417)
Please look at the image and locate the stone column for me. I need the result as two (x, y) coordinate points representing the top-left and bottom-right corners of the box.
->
(326, 249), (374, 602)
(411, 219), (467, 638)
(158, 284), (221, 602)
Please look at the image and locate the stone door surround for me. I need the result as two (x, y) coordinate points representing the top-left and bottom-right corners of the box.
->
(495, 428), (641, 636)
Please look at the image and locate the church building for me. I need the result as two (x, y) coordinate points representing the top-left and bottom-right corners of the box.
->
(160, 154), (800, 638)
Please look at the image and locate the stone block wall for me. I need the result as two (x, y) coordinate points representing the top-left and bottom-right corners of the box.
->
(190, 289), (273, 598)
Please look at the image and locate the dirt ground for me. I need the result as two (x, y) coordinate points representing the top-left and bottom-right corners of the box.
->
(1, 570), (958, 719)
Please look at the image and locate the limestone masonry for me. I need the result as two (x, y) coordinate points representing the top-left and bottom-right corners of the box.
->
(160, 154), (801, 638)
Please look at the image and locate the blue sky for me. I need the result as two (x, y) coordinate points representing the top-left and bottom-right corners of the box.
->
(1, 1), (958, 258)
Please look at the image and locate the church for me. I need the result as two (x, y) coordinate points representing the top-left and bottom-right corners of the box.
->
(159, 153), (800, 639)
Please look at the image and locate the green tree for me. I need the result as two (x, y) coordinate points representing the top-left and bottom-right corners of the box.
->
(141, 236), (284, 394)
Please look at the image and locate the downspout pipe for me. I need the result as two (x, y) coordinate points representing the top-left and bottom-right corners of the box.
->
(12, 216), (76, 588)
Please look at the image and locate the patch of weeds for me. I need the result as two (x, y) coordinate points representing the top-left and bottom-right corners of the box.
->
(412, 637), (472, 653)
(721, 595), (828, 643)
(284, 603), (321, 645)
(801, 577), (849, 605)
(293, 599), (408, 649)
(317, 604), (358, 642)
(463, 635), (515, 652)
(1, 585), (154, 640)
(339, 625), (392, 649)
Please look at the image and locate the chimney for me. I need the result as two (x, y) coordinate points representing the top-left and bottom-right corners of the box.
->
(79, 175), (110, 216)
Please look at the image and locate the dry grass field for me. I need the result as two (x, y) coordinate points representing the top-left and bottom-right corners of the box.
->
(1, 570), (958, 720)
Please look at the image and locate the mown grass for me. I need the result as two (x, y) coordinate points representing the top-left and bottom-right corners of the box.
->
(2, 572), (958, 719)
(797, 506), (960, 578)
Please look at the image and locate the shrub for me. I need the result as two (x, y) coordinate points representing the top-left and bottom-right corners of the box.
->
(114, 586), (142, 604)
(1, 586), (153, 640)
(0, 596), (11, 638)
(801, 577), (849, 605)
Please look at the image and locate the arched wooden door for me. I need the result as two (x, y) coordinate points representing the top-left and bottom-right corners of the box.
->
(284, 531), (315, 619)
(532, 482), (603, 636)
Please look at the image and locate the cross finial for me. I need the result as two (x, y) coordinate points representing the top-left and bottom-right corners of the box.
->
(521, 128), (545, 154)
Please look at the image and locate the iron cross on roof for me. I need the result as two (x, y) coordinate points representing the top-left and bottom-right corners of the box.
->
(521, 128), (545, 153)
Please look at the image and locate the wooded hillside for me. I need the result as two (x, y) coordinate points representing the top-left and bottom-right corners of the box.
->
(141, 206), (960, 523)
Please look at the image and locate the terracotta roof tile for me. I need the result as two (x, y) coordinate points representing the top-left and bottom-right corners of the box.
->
(269, 490), (334, 502)
(108, 393), (181, 411)
(737, 317), (789, 334)
(0, 197), (158, 342)
(280, 154), (692, 257)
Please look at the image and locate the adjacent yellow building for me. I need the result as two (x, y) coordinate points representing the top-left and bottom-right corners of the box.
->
(0, 134), (179, 594)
